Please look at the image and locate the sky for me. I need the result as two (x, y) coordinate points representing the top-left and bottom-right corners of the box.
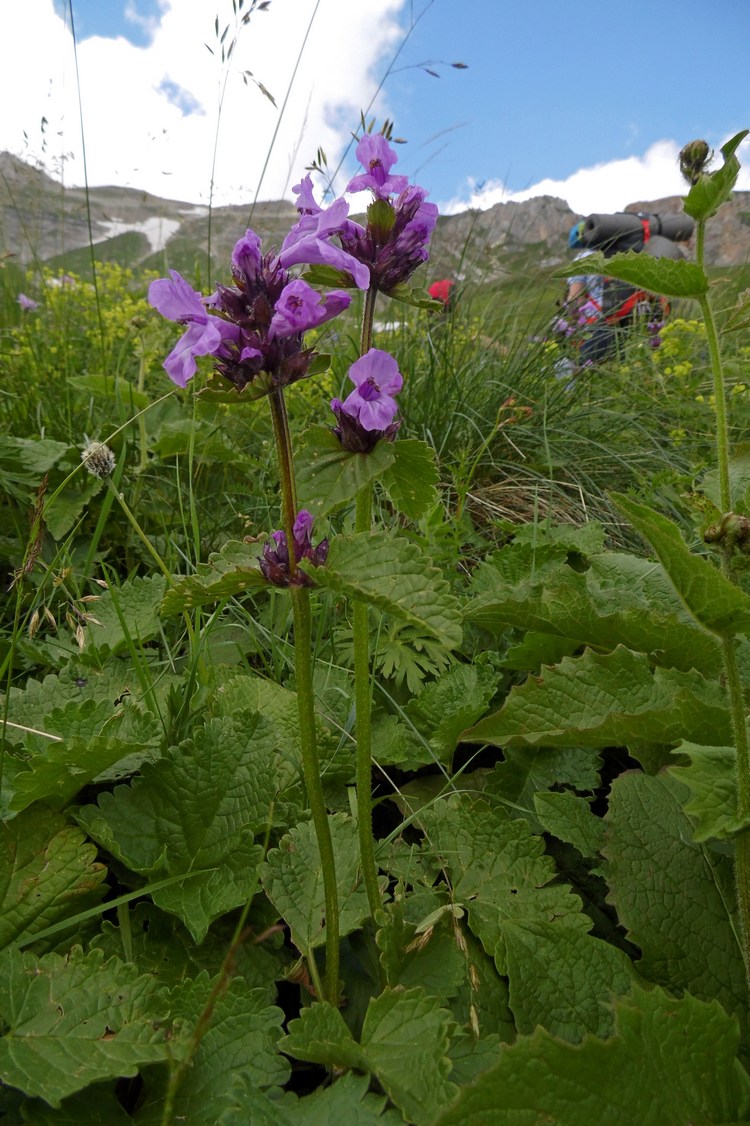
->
(1, 0), (748, 222)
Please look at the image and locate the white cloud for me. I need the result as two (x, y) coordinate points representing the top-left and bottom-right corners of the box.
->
(442, 135), (750, 217)
(0, 0), (407, 204)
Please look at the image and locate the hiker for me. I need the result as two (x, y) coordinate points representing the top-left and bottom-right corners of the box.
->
(557, 210), (693, 368)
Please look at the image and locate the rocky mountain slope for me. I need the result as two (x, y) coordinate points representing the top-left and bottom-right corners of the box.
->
(2, 151), (749, 282)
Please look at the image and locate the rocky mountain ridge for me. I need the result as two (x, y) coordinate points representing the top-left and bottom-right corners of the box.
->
(2, 151), (749, 282)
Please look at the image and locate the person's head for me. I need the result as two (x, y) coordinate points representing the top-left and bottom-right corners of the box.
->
(568, 221), (585, 249)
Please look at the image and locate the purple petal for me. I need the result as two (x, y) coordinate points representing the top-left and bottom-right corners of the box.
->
(148, 270), (206, 323)
(348, 348), (403, 396)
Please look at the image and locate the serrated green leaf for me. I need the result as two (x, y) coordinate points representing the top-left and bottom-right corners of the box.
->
(283, 988), (456, 1126)
(420, 797), (632, 1040)
(376, 892), (467, 1001)
(295, 426), (395, 517)
(232, 1072), (402, 1125)
(554, 249), (708, 297)
(379, 438), (440, 520)
(161, 540), (269, 614)
(385, 283), (444, 309)
(358, 988), (456, 1126)
(464, 645), (730, 751)
(0, 947), (176, 1107)
(301, 532), (463, 648)
(683, 130), (749, 221)
(613, 493), (750, 636)
(437, 985), (750, 1125)
(137, 974), (289, 1123)
(405, 662), (500, 762)
(261, 814), (380, 955)
(502, 631), (581, 671)
(670, 743), (747, 841)
(199, 368), (274, 403)
(533, 790), (605, 858)
(604, 771), (747, 1035)
(77, 713), (282, 941)
(468, 548), (722, 674)
(701, 447), (750, 513)
(0, 809), (107, 950)
(85, 575), (167, 654)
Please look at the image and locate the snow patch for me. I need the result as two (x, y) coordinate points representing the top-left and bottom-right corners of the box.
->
(95, 216), (180, 252)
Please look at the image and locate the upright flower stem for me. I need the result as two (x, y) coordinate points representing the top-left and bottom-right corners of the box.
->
(696, 218), (750, 986)
(352, 283), (384, 923)
(268, 388), (340, 1003)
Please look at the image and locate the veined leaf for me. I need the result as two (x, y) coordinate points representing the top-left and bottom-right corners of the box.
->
(0, 946), (177, 1107)
(136, 974), (289, 1123)
(613, 493), (750, 636)
(84, 574), (167, 654)
(420, 797), (632, 1040)
(379, 438), (440, 521)
(467, 548), (723, 675)
(301, 531), (463, 648)
(553, 250), (708, 298)
(683, 129), (749, 221)
(295, 426), (396, 517)
(230, 1072), (402, 1124)
(533, 790), (605, 858)
(464, 645), (730, 750)
(0, 809), (106, 950)
(161, 540), (268, 615)
(670, 742), (747, 841)
(77, 713), (282, 941)
(604, 771), (747, 1036)
(283, 987), (456, 1126)
(436, 985), (750, 1125)
(261, 814), (380, 955)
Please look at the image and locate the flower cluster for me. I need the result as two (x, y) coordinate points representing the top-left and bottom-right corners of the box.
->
(331, 348), (403, 452)
(17, 293), (38, 311)
(148, 232), (352, 390)
(259, 510), (329, 587)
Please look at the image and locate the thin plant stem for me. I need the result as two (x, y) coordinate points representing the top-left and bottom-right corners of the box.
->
(696, 214), (750, 986)
(351, 283), (384, 923)
(268, 387), (339, 1002)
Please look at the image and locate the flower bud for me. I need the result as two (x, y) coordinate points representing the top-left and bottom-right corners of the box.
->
(679, 140), (712, 186)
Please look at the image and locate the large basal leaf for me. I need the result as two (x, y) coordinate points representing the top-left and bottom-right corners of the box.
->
(604, 771), (747, 1036)
(0, 809), (107, 950)
(301, 531), (463, 648)
(683, 129), (749, 221)
(161, 540), (269, 615)
(436, 985), (750, 1125)
(613, 493), (750, 636)
(295, 426), (396, 517)
(533, 790), (606, 859)
(420, 797), (632, 1041)
(404, 661), (501, 763)
(77, 712), (282, 941)
(467, 548), (723, 675)
(0, 946), (177, 1107)
(282, 987), (456, 1126)
(554, 249), (709, 298)
(670, 743), (747, 841)
(136, 974), (289, 1124)
(261, 813), (379, 956)
(84, 575), (167, 654)
(464, 645), (730, 751)
(230, 1072), (402, 1125)
(379, 438), (440, 521)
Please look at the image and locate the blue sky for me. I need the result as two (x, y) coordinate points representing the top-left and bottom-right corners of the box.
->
(5, 0), (750, 216)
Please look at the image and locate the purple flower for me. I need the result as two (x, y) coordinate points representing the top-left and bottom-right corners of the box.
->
(17, 293), (38, 311)
(231, 229), (263, 286)
(148, 270), (240, 387)
(335, 348), (403, 432)
(278, 195), (370, 290)
(346, 134), (409, 200)
(260, 509), (329, 587)
(268, 279), (351, 340)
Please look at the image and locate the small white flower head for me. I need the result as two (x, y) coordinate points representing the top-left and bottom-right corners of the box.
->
(81, 441), (116, 479)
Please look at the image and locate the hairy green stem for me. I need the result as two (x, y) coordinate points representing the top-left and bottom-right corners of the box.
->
(268, 388), (339, 1002)
(351, 283), (384, 924)
(696, 217), (750, 985)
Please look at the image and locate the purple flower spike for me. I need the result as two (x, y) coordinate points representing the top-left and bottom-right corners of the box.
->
(269, 279), (351, 340)
(338, 348), (403, 431)
(17, 293), (39, 311)
(346, 134), (409, 200)
(279, 196), (370, 290)
(260, 509), (329, 587)
(148, 269), (239, 387)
